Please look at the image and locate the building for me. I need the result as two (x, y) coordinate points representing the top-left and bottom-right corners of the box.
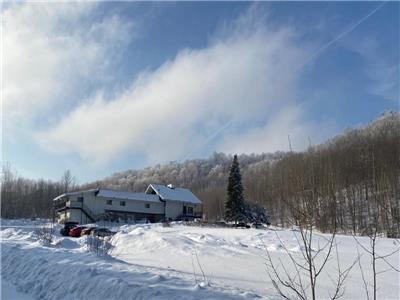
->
(53, 184), (202, 224)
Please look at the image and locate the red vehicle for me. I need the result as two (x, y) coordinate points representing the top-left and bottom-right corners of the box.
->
(81, 227), (96, 236)
(69, 226), (87, 238)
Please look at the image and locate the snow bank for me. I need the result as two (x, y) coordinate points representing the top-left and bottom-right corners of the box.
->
(110, 223), (400, 299)
(1, 275), (34, 300)
(1, 225), (257, 300)
(1, 221), (399, 299)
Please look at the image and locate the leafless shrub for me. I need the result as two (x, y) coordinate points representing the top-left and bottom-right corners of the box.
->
(34, 225), (55, 246)
(86, 236), (113, 256)
(263, 137), (358, 299)
(353, 224), (400, 300)
(264, 227), (356, 300)
(191, 247), (209, 287)
(162, 221), (171, 227)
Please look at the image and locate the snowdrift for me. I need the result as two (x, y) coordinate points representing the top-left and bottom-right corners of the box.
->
(1, 222), (257, 300)
(1, 220), (399, 299)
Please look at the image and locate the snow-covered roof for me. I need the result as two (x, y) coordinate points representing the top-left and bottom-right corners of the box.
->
(96, 190), (161, 203)
(53, 185), (201, 204)
(53, 189), (99, 201)
(146, 184), (201, 204)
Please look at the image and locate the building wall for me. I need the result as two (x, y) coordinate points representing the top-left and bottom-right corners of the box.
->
(165, 201), (184, 220)
(59, 208), (91, 224)
(98, 196), (165, 215)
(102, 211), (164, 223)
(193, 203), (202, 216)
(58, 189), (202, 223)
(65, 192), (165, 220)
(79, 193), (103, 215)
(65, 193), (164, 215)
(164, 202), (202, 220)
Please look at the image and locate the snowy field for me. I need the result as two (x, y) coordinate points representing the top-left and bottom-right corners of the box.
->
(1, 219), (399, 300)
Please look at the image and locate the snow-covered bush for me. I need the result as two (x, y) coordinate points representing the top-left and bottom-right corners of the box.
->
(162, 221), (172, 227)
(244, 203), (270, 225)
(34, 225), (55, 246)
(86, 236), (113, 256)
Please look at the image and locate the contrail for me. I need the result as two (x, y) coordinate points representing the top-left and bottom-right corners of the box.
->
(302, 1), (388, 67)
(180, 120), (233, 162)
(178, 1), (389, 161)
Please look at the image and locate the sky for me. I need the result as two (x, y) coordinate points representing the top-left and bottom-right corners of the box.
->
(2, 1), (399, 183)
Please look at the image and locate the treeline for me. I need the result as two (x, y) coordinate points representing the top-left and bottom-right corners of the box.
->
(82, 152), (284, 221)
(2, 112), (399, 236)
(85, 112), (399, 236)
(260, 111), (400, 236)
(1, 169), (76, 219)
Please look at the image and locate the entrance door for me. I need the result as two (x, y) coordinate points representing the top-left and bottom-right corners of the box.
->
(183, 206), (187, 215)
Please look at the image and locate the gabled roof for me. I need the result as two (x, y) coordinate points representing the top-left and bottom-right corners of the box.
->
(146, 184), (201, 204)
(53, 185), (201, 204)
(96, 190), (161, 203)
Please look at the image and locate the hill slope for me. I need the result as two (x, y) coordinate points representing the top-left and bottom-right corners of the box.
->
(85, 112), (400, 235)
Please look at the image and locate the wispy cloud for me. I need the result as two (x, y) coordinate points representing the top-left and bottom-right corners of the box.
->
(36, 5), (329, 165)
(217, 105), (335, 154)
(3, 2), (134, 136)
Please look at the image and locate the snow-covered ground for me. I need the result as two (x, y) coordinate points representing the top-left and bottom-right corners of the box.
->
(1, 275), (34, 300)
(1, 220), (399, 299)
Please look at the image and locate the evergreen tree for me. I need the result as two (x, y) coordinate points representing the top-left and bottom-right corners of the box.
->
(225, 154), (246, 223)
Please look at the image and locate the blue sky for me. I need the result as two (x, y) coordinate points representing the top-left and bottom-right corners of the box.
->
(3, 2), (399, 183)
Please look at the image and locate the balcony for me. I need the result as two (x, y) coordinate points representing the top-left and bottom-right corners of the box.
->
(66, 200), (85, 209)
(56, 200), (97, 222)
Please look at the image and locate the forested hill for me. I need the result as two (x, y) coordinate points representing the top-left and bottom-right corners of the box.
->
(2, 112), (399, 237)
(83, 111), (399, 236)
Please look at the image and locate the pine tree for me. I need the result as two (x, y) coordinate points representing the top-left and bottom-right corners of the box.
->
(225, 154), (246, 223)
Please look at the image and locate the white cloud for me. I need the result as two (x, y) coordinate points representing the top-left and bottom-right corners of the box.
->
(217, 105), (334, 154)
(36, 8), (324, 165)
(2, 2), (134, 134)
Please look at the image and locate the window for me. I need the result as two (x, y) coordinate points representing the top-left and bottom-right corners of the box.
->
(187, 207), (194, 215)
(106, 200), (113, 205)
(145, 203), (150, 209)
(77, 197), (83, 203)
(120, 201), (126, 207)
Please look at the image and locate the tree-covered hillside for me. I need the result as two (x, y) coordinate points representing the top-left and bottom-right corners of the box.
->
(2, 112), (399, 236)
(83, 111), (399, 236)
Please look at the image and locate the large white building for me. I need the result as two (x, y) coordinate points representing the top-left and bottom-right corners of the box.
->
(54, 184), (202, 224)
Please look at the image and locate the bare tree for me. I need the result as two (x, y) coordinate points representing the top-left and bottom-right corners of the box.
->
(1, 112), (398, 233)
(60, 169), (76, 193)
(353, 224), (400, 300)
(265, 223), (356, 300)
(1, 163), (63, 219)
(263, 136), (359, 300)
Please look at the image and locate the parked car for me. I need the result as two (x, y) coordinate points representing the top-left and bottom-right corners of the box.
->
(81, 227), (96, 236)
(69, 226), (87, 238)
(60, 222), (78, 236)
(90, 228), (116, 237)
